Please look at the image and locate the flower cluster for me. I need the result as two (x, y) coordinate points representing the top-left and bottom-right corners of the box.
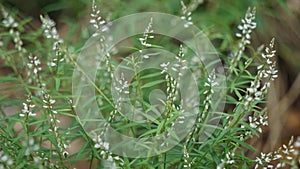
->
(89, 0), (110, 46)
(255, 137), (295, 169)
(90, 0), (106, 31)
(19, 95), (36, 118)
(247, 113), (268, 134)
(26, 54), (43, 86)
(2, 14), (18, 28)
(200, 70), (218, 120)
(42, 91), (69, 159)
(114, 72), (129, 109)
(114, 72), (129, 95)
(10, 29), (23, 53)
(235, 7), (256, 45)
(217, 152), (235, 169)
(231, 7), (256, 70)
(282, 139), (295, 161)
(160, 62), (170, 74)
(172, 44), (188, 77)
(21, 137), (39, 156)
(160, 67), (176, 104)
(89, 0), (115, 84)
(40, 15), (65, 67)
(160, 45), (187, 103)
(180, 1), (193, 28)
(294, 136), (300, 165)
(255, 152), (281, 169)
(40, 16), (62, 44)
(0, 151), (13, 169)
(183, 145), (193, 168)
(93, 134), (124, 167)
(244, 39), (277, 107)
(1, 8), (25, 54)
(236, 39), (277, 141)
(139, 17), (154, 48)
(166, 75), (177, 102)
(258, 38), (278, 82)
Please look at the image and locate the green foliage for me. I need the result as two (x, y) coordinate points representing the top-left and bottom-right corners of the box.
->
(0, 0), (299, 169)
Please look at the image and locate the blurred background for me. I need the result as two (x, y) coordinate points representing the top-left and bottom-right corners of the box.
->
(1, 0), (300, 164)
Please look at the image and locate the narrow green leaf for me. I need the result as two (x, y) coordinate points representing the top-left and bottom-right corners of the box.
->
(141, 80), (165, 89)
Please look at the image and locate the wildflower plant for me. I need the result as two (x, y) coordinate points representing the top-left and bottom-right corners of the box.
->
(0, 1), (299, 169)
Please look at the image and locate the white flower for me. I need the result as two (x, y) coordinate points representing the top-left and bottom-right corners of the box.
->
(180, 1), (193, 28)
(20, 96), (36, 117)
(294, 136), (300, 148)
(0, 151), (13, 166)
(231, 7), (256, 70)
(2, 15), (18, 28)
(139, 17), (154, 48)
(40, 15), (67, 66)
(114, 73), (129, 94)
(90, 0), (106, 30)
(160, 62), (170, 74)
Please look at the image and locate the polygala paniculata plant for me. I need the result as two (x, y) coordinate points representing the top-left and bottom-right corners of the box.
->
(0, 1), (299, 169)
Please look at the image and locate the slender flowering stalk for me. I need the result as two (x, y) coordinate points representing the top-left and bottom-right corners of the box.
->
(126, 18), (155, 114)
(89, 1), (117, 124)
(172, 44), (188, 86)
(161, 45), (187, 104)
(185, 70), (218, 146)
(160, 62), (170, 75)
(1, 7), (25, 54)
(232, 39), (277, 140)
(236, 39), (277, 139)
(219, 40), (279, 168)
(42, 91), (69, 161)
(183, 70), (218, 168)
(230, 7), (256, 74)
(98, 72), (128, 137)
(157, 46), (188, 141)
(89, 4), (125, 162)
(180, 1), (193, 28)
(40, 15), (66, 68)
(93, 73), (126, 167)
(241, 39), (277, 113)
(90, 0), (106, 31)
(276, 137), (296, 168)
(97, 73), (128, 139)
(139, 17), (154, 49)
(1, 7), (27, 69)
(183, 145), (193, 168)
(19, 95), (37, 150)
(26, 54), (44, 87)
(160, 60), (176, 134)
(90, 0), (115, 82)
